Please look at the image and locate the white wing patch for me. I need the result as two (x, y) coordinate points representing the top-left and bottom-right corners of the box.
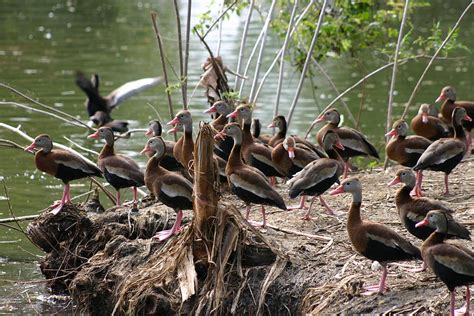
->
(230, 174), (267, 199)
(367, 233), (399, 250)
(434, 254), (474, 276)
(55, 157), (93, 173)
(405, 148), (426, 154)
(161, 183), (192, 200)
(109, 77), (161, 108)
(251, 153), (276, 167)
(406, 211), (424, 223)
(105, 166), (134, 180)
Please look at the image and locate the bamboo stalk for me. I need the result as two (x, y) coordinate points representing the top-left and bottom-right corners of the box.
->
(252, 1), (316, 103)
(183, 0), (192, 104)
(400, 1), (473, 120)
(249, 0), (277, 103)
(173, 0), (187, 108)
(383, 0), (410, 170)
(150, 12), (177, 141)
(234, 0), (255, 91)
(287, 0), (329, 128)
(273, 0), (298, 121)
(238, 23), (265, 97)
(0, 83), (92, 130)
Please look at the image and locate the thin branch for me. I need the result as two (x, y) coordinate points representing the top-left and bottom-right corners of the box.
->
(287, 0), (329, 128)
(304, 54), (432, 139)
(252, 0), (316, 103)
(151, 12), (177, 141)
(216, 0), (225, 55)
(273, 0), (298, 120)
(234, 0), (255, 91)
(0, 139), (26, 150)
(202, 0), (239, 39)
(249, 0), (277, 103)
(173, 0), (187, 108)
(0, 83), (92, 130)
(400, 1), (473, 119)
(63, 136), (99, 156)
(312, 57), (356, 126)
(383, 0), (410, 170)
(184, 0), (192, 104)
(0, 101), (86, 129)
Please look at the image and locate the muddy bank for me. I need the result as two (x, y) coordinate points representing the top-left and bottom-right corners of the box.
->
(27, 158), (473, 314)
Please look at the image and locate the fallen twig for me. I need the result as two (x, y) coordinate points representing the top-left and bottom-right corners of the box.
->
(264, 223), (332, 242)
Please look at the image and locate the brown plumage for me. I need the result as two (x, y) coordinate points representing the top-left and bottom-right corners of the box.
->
(146, 120), (182, 172)
(385, 119), (431, 196)
(167, 110), (194, 170)
(417, 210), (474, 316)
(25, 134), (102, 215)
(252, 119), (272, 144)
(414, 107), (471, 195)
(330, 178), (421, 295)
(287, 131), (344, 217)
(90, 111), (129, 133)
(316, 109), (379, 178)
(88, 127), (144, 208)
(203, 100), (234, 161)
(217, 123), (286, 227)
(142, 136), (193, 241)
(411, 103), (450, 141)
(227, 105), (283, 180)
(271, 136), (322, 178)
(436, 86), (474, 146)
(389, 169), (470, 241)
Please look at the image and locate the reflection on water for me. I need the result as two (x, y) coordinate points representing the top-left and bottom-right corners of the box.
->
(0, 0), (472, 312)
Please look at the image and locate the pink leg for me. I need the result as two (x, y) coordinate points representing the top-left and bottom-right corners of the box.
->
(132, 187), (138, 208)
(245, 205), (251, 220)
(319, 196), (336, 215)
(116, 190), (121, 206)
(288, 196), (307, 210)
(269, 176), (276, 186)
(412, 170), (424, 197)
(154, 210), (183, 241)
(301, 196), (317, 221)
(455, 286), (471, 316)
(451, 291), (456, 316)
(362, 266), (388, 295)
(50, 184), (70, 215)
(444, 174), (450, 195)
(248, 205), (267, 228)
(343, 162), (350, 179)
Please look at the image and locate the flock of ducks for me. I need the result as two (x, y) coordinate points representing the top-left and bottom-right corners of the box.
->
(22, 77), (473, 315)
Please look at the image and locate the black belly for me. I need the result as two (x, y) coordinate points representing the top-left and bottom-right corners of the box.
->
(337, 147), (367, 159)
(432, 260), (474, 291)
(361, 238), (419, 263)
(104, 169), (140, 190)
(158, 190), (192, 211)
(160, 154), (183, 171)
(424, 153), (464, 174)
(403, 217), (434, 240)
(214, 136), (233, 161)
(287, 164), (303, 178)
(301, 174), (339, 197)
(231, 184), (274, 207)
(401, 153), (423, 168)
(249, 156), (282, 177)
(55, 163), (97, 184)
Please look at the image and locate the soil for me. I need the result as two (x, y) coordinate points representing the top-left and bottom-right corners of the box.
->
(27, 158), (474, 315)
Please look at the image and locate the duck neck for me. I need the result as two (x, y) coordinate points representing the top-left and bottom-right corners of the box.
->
(228, 134), (244, 167)
(453, 119), (466, 140)
(396, 185), (413, 206)
(242, 120), (253, 145)
(347, 193), (363, 226)
(146, 153), (165, 176)
(99, 143), (114, 158)
(278, 119), (287, 138)
(422, 231), (445, 250)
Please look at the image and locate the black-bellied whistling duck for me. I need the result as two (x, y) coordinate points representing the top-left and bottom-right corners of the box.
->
(227, 105), (283, 184)
(145, 120), (182, 171)
(90, 111), (129, 133)
(329, 177), (421, 295)
(167, 110), (194, 170)
(75, 72), (160, 117)
(271, 136), (321, 179)
(267, 115), (326, 156)
(25, 135), (102, 215)
(416, 210), (474, 316)
(316, 109), (379, 178)
(88, 127), (144, 208)
(385, 119), (431, 196)
(411, 104), (450, 141)
(204, 100), (234, 160)
(436, 86), (474, 148)
(141, 136), (193, 241)
(216, 123), (286, 227)
(288, 131), (344, 217)
(252, 119), (271, 144)
(414, 107), (472, 195)
(389, 169), (470, 241)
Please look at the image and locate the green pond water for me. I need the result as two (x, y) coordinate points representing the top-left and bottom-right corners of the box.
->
(0, 0), (473, 313)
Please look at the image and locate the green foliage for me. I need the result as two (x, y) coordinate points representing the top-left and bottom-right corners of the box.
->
(193, 1), (249, 36)
(222, 90), (240, 102)
(271, 0), (466, 71)
(165, 81), (182, 94)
